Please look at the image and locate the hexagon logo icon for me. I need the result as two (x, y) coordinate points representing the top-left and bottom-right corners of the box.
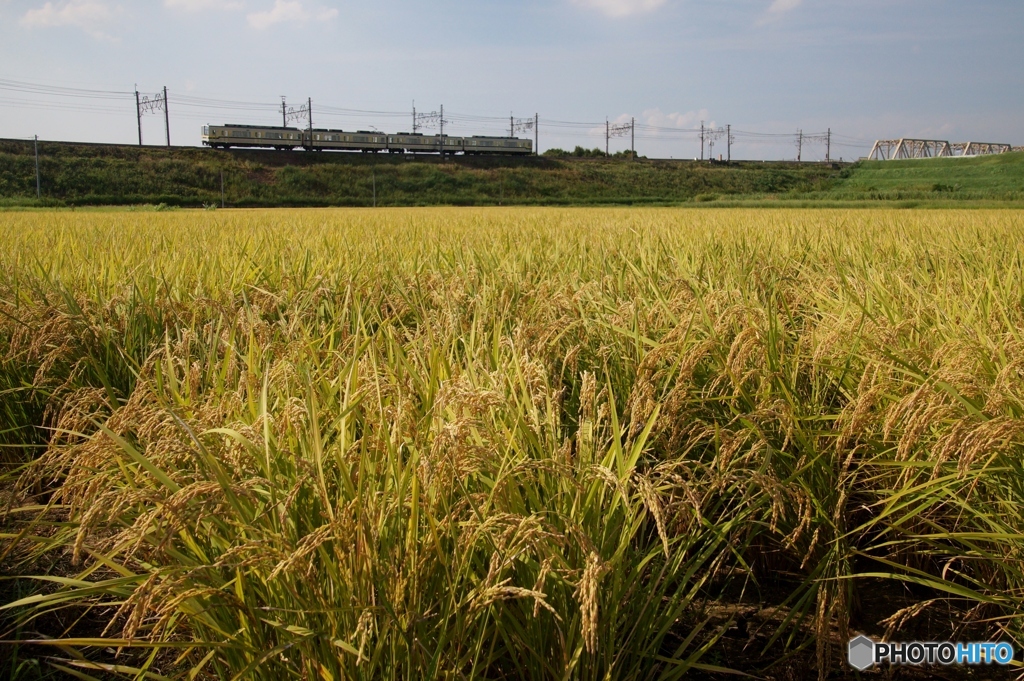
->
(848, 635), (875, 671)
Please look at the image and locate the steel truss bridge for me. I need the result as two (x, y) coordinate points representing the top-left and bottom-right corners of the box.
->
(868, 138), (1018, 160)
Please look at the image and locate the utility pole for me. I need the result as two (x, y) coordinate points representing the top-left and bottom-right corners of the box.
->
(797, 129), (803, 162)
(135, 89), (142, 146)
(510, 113), (514, 138)
(34, 135), (41, 199)
(700, 121), (705, 161)
(308, 97), (313, 150)
(726, 124), (731, 163)
(535, 113), (538, 155)
(631, 117), (635, 161)
(826, 128), (831, 163)
(439, 104), (444, 158)
(606, 118), (609, 156)
(163, 86), (170, 147)
(412, 101), (417, 133)
(281, 97), (287, 127)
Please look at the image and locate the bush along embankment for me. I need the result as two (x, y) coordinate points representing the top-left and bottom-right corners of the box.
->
(0, 138), (847, 207)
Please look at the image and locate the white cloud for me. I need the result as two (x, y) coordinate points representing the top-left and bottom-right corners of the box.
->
(165, 0), (244, 11)
(247, 0), (334, 28)
(588, 113), (635, 139)
(589, 109), (716, 142)
(642, 107), (714, 131)
(247, 0), (305, 28)
(20, 1), (119, 39)
(756, 0), (801, 26)
(766, 0), (801, 14)
(586, 110), (711, 149)
(570, 0), (666, 19)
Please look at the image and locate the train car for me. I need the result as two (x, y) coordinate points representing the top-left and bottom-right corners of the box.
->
(312, 130), (387, 152)
(443, 136), (464, 154)
(204, 123), (532, 155)
(203, 124), (305, 150)
(387, 133), (437, 153)
(465, 136), (532, 155)
(383, 134), (464, 154)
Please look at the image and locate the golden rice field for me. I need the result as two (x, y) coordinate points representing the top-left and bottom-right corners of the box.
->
(1, 207), (1023, 680)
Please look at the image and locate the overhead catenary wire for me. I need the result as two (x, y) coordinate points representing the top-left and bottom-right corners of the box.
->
(2, 75), (880, 158)
(0, 77), (135, 100)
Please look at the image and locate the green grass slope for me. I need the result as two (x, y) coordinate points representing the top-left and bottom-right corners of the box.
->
(0, 139), (839, 207)
(825, 151), (1024, 201)
(2, 138), (1023, 207)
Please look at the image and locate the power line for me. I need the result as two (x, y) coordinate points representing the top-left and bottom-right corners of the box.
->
(0, 77), (134, 100)
(0, 96), (134, 115)
(1, 76), (881, 158)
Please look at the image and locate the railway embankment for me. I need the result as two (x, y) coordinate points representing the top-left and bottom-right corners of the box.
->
(1, 138), (1022, 207)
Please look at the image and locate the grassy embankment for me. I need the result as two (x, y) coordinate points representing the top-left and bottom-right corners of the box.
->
(2, 208), (1024, 679)
(3, 138), (1022, 207)
(821, 152), (1024, 202)
(0, 138), (843, 207)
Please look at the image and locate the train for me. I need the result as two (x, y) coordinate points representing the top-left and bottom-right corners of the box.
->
(202, 123), (533, 155)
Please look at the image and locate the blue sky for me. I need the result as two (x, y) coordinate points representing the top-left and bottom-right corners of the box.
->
(1, 0), (1022, 159)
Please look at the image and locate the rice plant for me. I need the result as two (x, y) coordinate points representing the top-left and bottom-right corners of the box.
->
(1, 207), (1022, 679)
